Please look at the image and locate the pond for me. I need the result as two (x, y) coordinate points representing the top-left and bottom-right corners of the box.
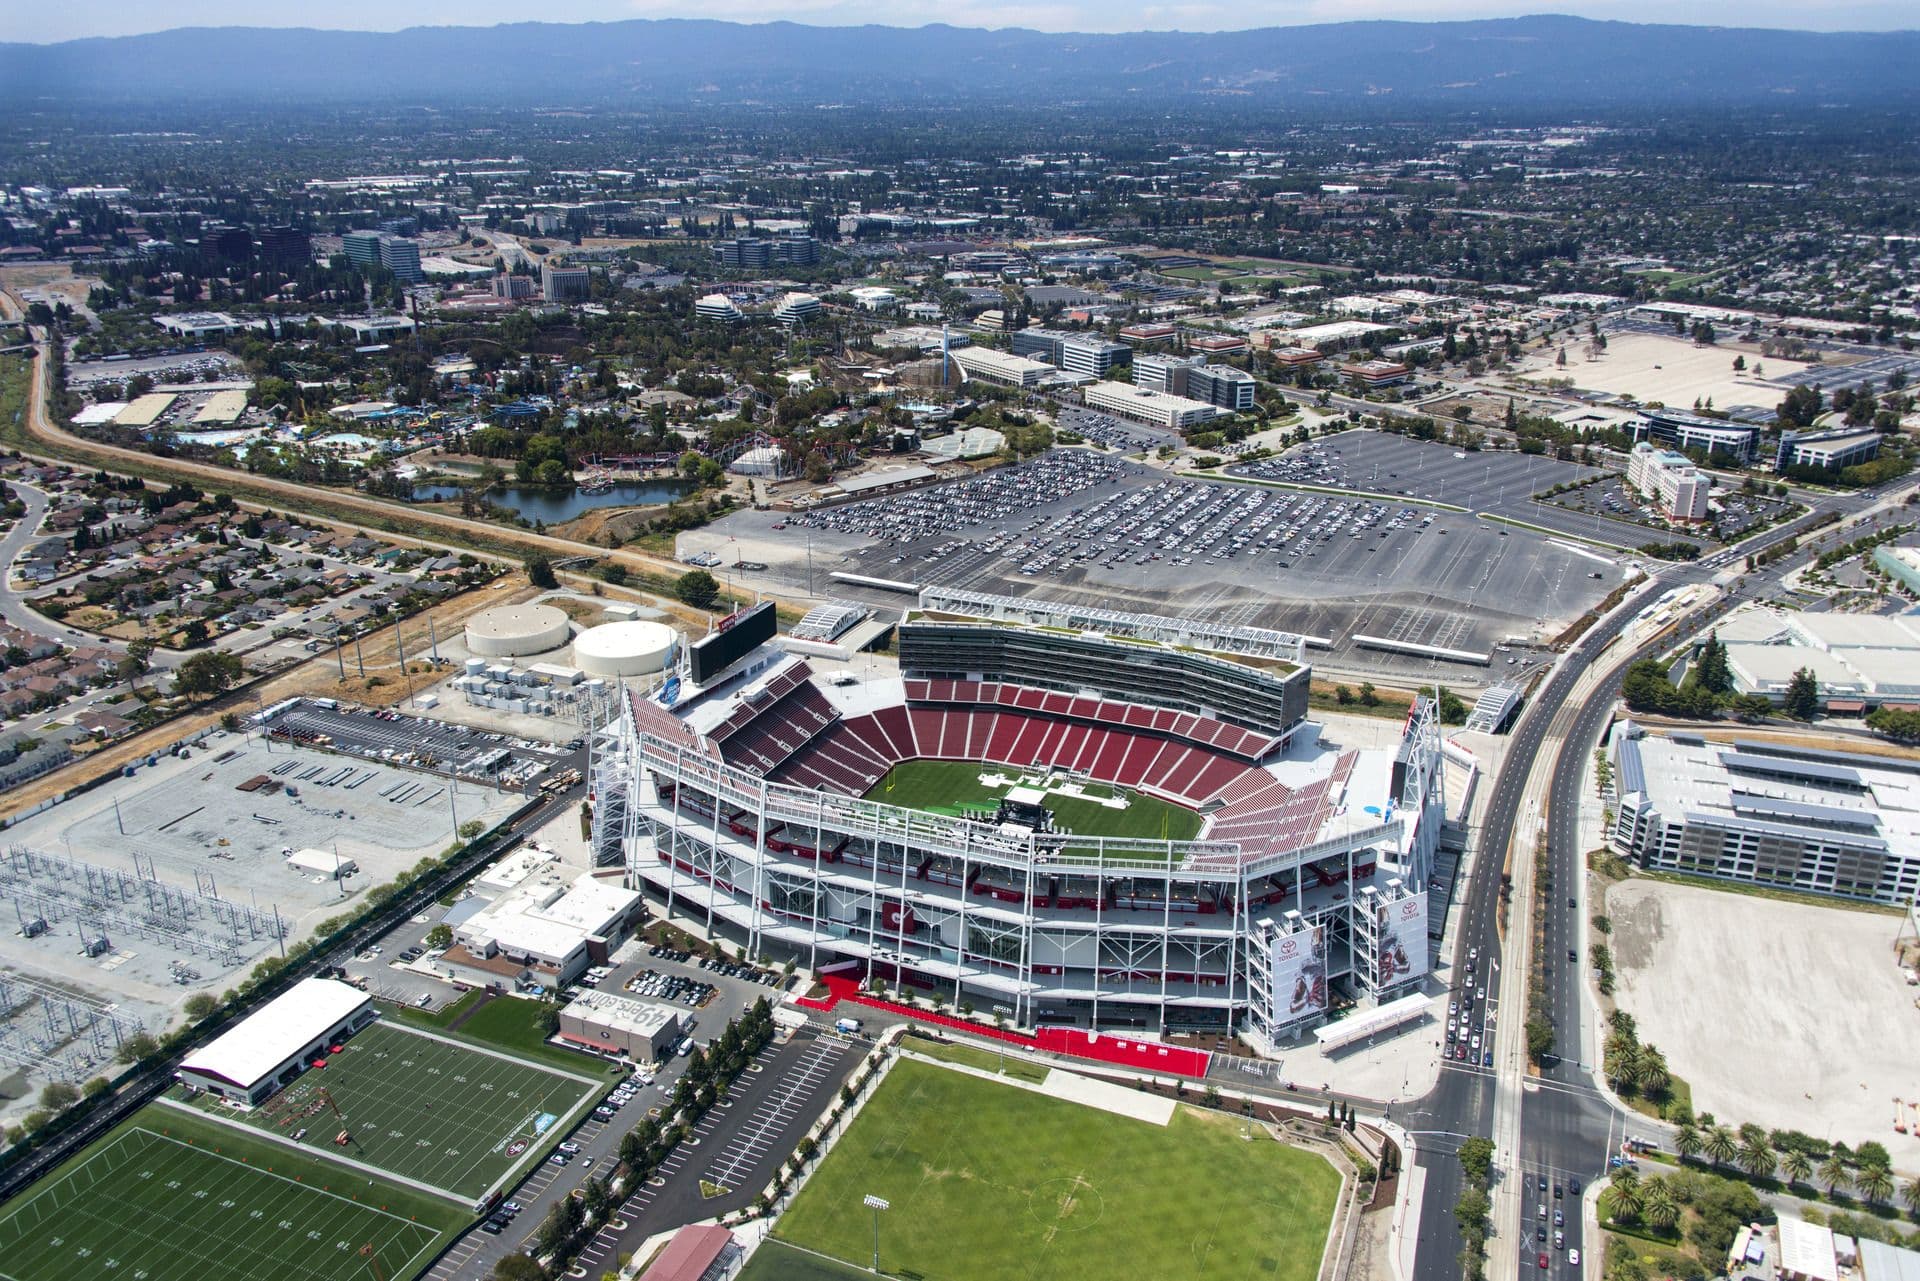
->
(410, 478), (697, 523)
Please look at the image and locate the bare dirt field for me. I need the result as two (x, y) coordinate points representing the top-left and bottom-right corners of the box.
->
(1608, 877), (1920, 1160)
(1515, 330), (1809, 411)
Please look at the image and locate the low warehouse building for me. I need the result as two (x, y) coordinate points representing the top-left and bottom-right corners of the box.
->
(440, 873), (645, 990)
(557, 989), (685, 1063)
(176, 978), (376, 1105)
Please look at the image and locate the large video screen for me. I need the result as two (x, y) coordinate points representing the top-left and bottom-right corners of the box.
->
(689, 601), (777, 685)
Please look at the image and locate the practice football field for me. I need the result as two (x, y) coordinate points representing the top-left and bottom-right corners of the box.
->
(867, 760), (1203, 843)
(178, 1018), (600, 1199)
(774, 1060), (1340, 1281)
(0, 1119), (455, 1281)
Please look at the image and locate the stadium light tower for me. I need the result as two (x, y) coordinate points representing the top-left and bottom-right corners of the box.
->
(863, 1194), (890, 1272)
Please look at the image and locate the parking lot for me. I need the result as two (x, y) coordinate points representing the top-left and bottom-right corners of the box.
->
(1053, 404), (1180, 452)
(705, 444), (1619, 672)
(1776, 348), (1920, 394)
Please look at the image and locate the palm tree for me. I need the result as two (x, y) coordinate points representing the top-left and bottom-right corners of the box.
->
(1702, 1124), (1738, 1169)
(1819, 1152), (1853, 1198)
(1738, 1133), (1777, 1181)
(1608, 1167), (1644, 1224)
(1858, 1162), (1896, 1207)
(1642, 1179), (1681, 1233)
(1637, 1044), (1671, 1098)
(1780, 1148), (1814, 1189)
(1674, 1122), (1703, 1163)
(1901, 1177), (1920, 1220)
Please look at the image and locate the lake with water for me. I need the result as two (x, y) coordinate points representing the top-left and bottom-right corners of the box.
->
(410, 478), (696, 523)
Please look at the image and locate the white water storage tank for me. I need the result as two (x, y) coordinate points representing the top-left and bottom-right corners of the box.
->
(464, 603), (572, 657)
(573, 620), (677, 677)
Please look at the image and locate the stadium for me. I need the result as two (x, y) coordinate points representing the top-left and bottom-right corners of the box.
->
(592, 593), (1444, 1047)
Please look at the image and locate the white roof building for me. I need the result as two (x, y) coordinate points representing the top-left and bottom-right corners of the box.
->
(1778, 1217), (1840, 1281)
(177, 978), (374, 1103)
(451, 873), (644, 986)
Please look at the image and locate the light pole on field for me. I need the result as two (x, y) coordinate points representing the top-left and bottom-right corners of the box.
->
(863, 1194), (889, 1273)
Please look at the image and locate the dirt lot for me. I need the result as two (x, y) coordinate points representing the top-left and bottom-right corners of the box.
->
(1608, 877), (1920, 1156)
(1516, 330), (1809, 410)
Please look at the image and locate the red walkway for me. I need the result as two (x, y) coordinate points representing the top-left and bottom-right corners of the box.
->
(794, 974), (1211, 1078)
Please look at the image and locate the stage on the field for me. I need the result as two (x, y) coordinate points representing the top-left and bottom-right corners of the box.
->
(866, 760), (1203, 842)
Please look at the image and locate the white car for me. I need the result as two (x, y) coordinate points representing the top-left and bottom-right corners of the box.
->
(1568, 1249), (1580, 1267)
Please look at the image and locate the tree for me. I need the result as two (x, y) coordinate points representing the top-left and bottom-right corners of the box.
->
(1858, 1162), (1896, 1207)
(1702, 1123), (1738, 1168)
(526, 554), (558, 590)
(1784, 666), (1821, 721)
(1525, 1016), (1555, 1062)
(1457, 1136), (1496, 1185)
(426, 924), (453, 949)
(115, 1032), (160, 1064)
(118, 638), (155, 692)
(183, 992), (219, 1021)
(1737, 1132), (1777, 1180)
(1642, 1178), (1680, 1232)
(180, 618), (211, 648)
(488, 1255), (548, 1281)
(1609, 1167), (1644, 1223)
(1694, 633), (1733, 696)
(1674, 1121), (1703, 1163)
(1900, 1177), (1920, 1219)
(173, 651), (242, 699)
(38, 1081), (80, 1110)
(675, 569), (720, 610)
(1819, 1151), (1853, 1197)
(1780, 1147), (1814, 1189)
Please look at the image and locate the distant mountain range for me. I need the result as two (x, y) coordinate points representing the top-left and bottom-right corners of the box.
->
(3, 14), (1917, 109)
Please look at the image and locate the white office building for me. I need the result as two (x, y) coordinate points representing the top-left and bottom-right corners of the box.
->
(1626, 442), (1711, 522)
(1083, 380), (1225, 430)
(951, 346), (1055, 389)
(695, 294), (745, 324)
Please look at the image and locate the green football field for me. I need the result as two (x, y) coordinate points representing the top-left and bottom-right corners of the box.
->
(867, 760), (1203, 843)
(178, 1018), (600, 1199)
(0, 1117), (459, 1281)
(774, 1060), (1341, 1281)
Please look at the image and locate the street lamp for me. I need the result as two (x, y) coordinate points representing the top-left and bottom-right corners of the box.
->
(863, 1194), (890, 1273)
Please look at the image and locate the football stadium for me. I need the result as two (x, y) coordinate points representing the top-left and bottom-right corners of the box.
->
(593, 592), (1444, 1046)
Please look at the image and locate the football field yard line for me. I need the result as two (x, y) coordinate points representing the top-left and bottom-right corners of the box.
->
(0, 1126), (444, 1281)
(154, 1096), (471, 1205)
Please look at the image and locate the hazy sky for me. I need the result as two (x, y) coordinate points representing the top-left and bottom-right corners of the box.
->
(11, 0), (1916, 42)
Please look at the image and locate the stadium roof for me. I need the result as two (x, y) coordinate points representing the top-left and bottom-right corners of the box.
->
(178, 978), (369, 1090)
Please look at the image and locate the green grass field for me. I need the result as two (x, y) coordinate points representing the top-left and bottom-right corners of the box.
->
(737, 1241), (874, 1281)
(179, 1020), (599, 1199)
(0, 1114), (460, 1281)
(775, 1060), (1340, 1281)
(868, 760), (1202, 843)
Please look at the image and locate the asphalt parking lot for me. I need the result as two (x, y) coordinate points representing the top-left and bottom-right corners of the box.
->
(1237, 429), (1664, 549)
(1053, 404), (1180, 452)
(723, 451), (1616, 670)
(432, 1024), (858, 1281)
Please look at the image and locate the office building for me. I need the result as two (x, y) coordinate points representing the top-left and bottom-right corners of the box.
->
(1118, 322), (1178, 346)
(951, 346), (1055, 389)
(713, 237), (773, 271)
(1336, 359), (1412, 390)
(773, 231), (819, 265)
(557, 989), (685, 1064)
(1083, 380), (1225, 430)
(542, 263), (592, 303)
(773, 292), (821, 326)
(256, 225), (311, 268)
(1011, 327), (1131, 379)
(1610, 722), (1920, 906)
(377, 236), (423, 285)
(1776, 428), (1881, 473)
(1188, 333), (1249, 357)
(1134, 354), (1255, 411)
(1637, 408), (1761, 462)
(341, 230), (383, 270)
(1626, 442), (1711, 522)
(695, 294), (745, 324)
(201, 223), (253, 263)
(493, 273), (534, 300)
